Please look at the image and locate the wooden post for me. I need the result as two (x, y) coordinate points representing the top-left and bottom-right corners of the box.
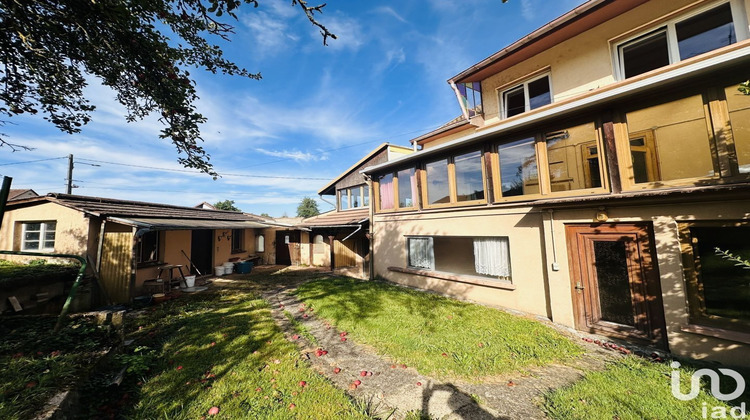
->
(328, 235), (335, 271)
(602, 119), (622, 194)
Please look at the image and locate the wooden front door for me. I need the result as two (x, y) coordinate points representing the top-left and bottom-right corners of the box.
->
(566, 223), (668, 349)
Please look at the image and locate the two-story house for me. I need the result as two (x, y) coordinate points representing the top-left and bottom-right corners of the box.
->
(300, 143), (413, 278)
(363, 0), (750, 365)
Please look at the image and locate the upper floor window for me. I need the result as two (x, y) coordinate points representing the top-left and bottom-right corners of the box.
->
(500, 74), (551, 118)
(457, 82), (483, 117)
(494, 121), (604, 200)
(424, 150), (485, 207)
(617, 2), (739, 79)
(377, 168), (417, 211)
(338, 186), (367, 211)
(22, 221), (56, 252)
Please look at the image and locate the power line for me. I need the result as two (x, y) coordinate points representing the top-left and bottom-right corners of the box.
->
(75, 158), (330, 180)
(0, 156), (68, 166)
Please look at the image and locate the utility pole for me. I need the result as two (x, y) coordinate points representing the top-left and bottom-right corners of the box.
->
(66, 154), (73, 194)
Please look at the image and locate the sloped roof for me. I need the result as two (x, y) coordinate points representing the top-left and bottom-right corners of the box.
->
(318, 143), (413, 196)
(300, 208), (369, 228)
(8, 189), (38, 201)
(7, 193), (268, 223)
(410, 115), (469, 146)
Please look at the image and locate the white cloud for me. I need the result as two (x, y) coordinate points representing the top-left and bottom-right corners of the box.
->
(321, 14), (365, 51)
(241, 11), (300, 56)
(520, 0), (537, 21)
(373, 6), (408, 24)
(255, 148), (328, 162)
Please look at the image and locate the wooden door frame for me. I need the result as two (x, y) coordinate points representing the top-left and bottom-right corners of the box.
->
(566, 223), (668, 349)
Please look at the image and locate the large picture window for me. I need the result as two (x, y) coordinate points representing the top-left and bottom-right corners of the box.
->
(616, 2), (739, 79)
(377, 169), (418, 211)
(544, 122), (602, 192)
(498, 138), (539, 197)
(339, 186), (366, 211)
(423, 151), (486, 207)
(21, 221), (56, 252)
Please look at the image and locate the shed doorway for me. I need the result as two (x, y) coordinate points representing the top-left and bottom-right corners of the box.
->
(190, 229), (213, 275)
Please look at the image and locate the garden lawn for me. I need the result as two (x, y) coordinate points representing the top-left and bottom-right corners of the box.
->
(293, 277), (582, 380)
(0, 316), (117, 420)
(544, 356), (750, 420)
(127, 288), (367, 419)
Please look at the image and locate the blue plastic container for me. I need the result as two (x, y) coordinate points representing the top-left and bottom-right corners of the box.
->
(236, 261), (254, 274)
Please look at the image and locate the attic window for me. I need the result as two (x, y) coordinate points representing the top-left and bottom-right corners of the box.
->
(457, 82), (483, 118)
(500, 74), (551, 118)
(616, 2), (739, 79)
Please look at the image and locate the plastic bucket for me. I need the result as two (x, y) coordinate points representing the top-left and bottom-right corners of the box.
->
(222, 262), (235, 274)
(214, 266), (225, 276)
(236, 261), (253, 274)
(184, 275), (196, 288)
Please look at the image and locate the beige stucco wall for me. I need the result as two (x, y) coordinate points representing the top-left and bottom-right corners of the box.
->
(480, 0), (739, 125)
(374, 196), (750, 366)
(420, 126), (477, 150)
(0, 202), (94, 264)
(373, 206), (550, 318)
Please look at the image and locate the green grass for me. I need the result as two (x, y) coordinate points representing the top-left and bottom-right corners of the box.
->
(125, 288), (367, 419)
(284, 310), (318, 345)
(0, 316), (117, 419)
(544, 356), (749, 420)
(293, 277), (582, 380)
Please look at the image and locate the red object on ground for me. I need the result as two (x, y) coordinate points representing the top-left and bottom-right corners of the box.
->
(208, 406), (220, 415)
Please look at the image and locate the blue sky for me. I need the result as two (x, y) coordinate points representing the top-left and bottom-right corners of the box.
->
(0, 0), (583, 217)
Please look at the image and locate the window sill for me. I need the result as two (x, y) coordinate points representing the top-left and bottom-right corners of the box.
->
(388, 266), (515, 290)
(231, 250), (246, 255)
(137, 261), (163, 269)
(680, 324), (750, 345)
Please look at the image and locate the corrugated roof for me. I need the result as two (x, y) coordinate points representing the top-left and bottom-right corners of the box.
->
(300, 208), (369, 227)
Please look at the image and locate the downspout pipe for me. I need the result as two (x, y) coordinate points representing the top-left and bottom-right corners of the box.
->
(318, 194), (336, 210)
(0, 250), (86, 332)
(341, 224), (362, 242)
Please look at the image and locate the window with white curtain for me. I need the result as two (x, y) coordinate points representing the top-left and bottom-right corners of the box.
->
(473, 237), (511, 279)
(406, 236), (512, 281)
(407, 237), (434, 270)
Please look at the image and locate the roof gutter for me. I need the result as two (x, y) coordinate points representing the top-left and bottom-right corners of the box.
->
(364, 44), (750, 175)
(341, 224), (363, 242)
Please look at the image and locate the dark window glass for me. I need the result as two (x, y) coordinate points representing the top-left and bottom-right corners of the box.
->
(677, 4), (736, 60)
(426, 159), (450, 205)
(232, 229), (244, 252)
(528, 77), (551, 110)
(622, 30), (670, 78)
(454, 151), (484, 201)
(138, 231), (159, 263)
(351, 188), (361, 208)
(504, 86), (526, 117)
(691, 226), (750, 322)
(593, 240), (635, 326)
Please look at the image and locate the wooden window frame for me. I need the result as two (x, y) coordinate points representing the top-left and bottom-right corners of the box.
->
(492, 120), (608, 203)
(339, 186), (365, 211)
(617, 83), (750, 191)
(678, 220), (750, 335)
(421, 149), (488, 210)
(374, 168), (419, 213)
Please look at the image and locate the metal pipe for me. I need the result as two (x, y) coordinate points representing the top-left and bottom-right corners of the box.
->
(341, 224), (362, 242)
(318, 194), (336, 211)
(0, 250), (86, 332)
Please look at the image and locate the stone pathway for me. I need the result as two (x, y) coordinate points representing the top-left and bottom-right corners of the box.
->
(259, 279), (625, 420)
